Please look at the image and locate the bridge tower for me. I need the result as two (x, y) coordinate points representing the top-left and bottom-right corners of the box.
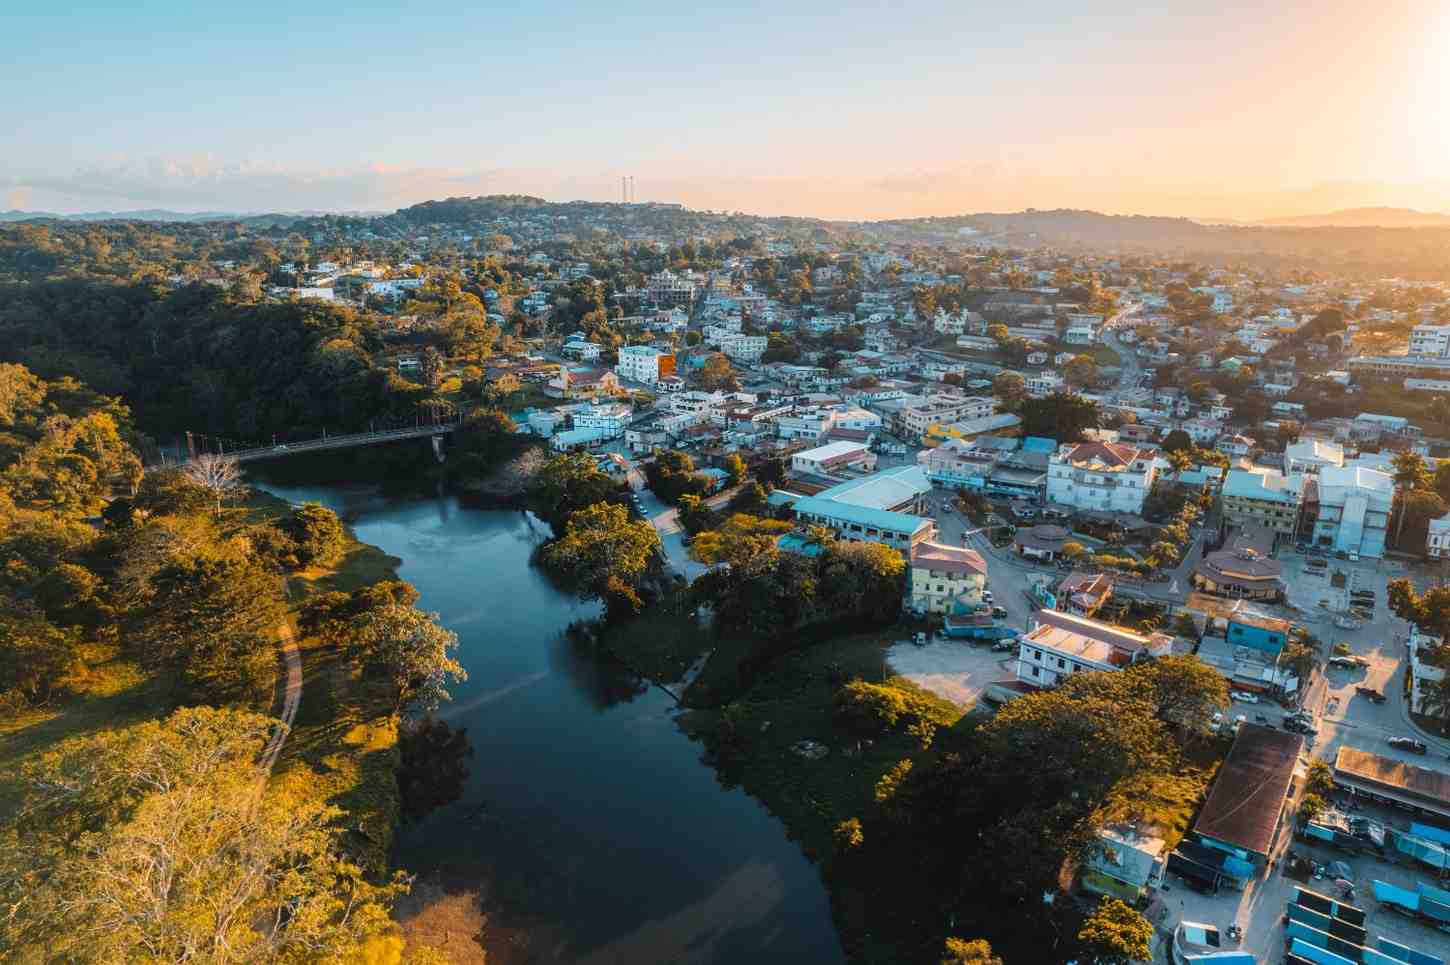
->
(431, 435), (446, 463)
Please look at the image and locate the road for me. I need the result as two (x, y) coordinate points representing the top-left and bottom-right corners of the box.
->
(635, 487), (712, 582)
(258, 617), (301, 777)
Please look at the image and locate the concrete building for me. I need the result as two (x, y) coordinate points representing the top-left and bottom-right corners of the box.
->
(1428, 510), (1450, 559)
(1284, 439), (1344, 478)
(1221, 469), (1303, 536)
(1311, 465), (1393, 558)
(791, 440), (877, 476)
(908, 542), (988, 614)
(718, 333), (768, 365)
(614, 345), (674, 385)
(1410, 323), (1450, 357)
(1016, 609), (1174, 687)
(1082, 822), (1168, 901)
(1045, 442), (1158, 515)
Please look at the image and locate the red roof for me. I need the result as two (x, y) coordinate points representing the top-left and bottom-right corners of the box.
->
(1064, 442), (1144, 467)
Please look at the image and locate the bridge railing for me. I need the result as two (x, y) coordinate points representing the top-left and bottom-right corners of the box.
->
(207, 424), (459, 463)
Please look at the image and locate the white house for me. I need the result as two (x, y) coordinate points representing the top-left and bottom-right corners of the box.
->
(1046, 442), (1159, 515)
(718, 333), (768, 365)
(791, 440), (877, 476)
(562, 336), (602, 361)
(1284, 439), (1344, 477)
(1026, 371), (1065, 397)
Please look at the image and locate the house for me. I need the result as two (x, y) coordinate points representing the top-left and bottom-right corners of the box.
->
(562, 334), (602, 361)
(1191, 543), (1284, 602)
(922, 413), (1023, 447)
(1056, 571), (1113, 617)
(908, 542), (988, 614)
(1190, 594), (1297, 694)
(1408, 625), (1447, 718)
(549, 366), (622, 400)
(1083, 823), (1168, 901)
(717, 333), (768, 365)
(1026, 350), (1049, 365)
(571, 402), (632, 436)
(1192, 724), (1302, 865)
(1215, 434), (1255, 458)
(1025, 371), (1065, 397)
(1311, 465), (1393, 558)
(1014, 524), (1072, 561)
(1046, 442), (1159, 514)
(1015, 610), (1174, 687)
(786, 466), (936, 552)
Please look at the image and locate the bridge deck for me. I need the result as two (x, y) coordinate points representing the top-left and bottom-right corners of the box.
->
(213, 424), (457, 463)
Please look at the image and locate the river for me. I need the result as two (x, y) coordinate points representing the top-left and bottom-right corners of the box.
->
(255, 480), (844, 965)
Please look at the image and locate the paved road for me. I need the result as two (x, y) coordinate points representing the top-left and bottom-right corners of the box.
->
(636, 488), (712, 582)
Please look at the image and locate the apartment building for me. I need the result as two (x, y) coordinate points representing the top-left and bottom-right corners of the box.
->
(718, 333), (767, 364)
(1428, 510), (1450, 559)
(1221, 469), (1303, 535)
(1410, 323), (1450, 357)
(1311, 465), (1393, 558)
(1026, 371), (1066, 397)
(908, 542), (988, 614)
(897, 395), (998, 439)
(614, 345), (674, 385)
(1045, 442), (1158, 514)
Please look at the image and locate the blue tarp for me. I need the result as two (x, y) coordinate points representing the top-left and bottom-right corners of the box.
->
(1183, 955), (1254, 965)
(1291, 938), (1359, 965)
(1396, 832), (1450, 870)
(1376, 879), (1420, 910)
(1379, 937), (1443, 965)
(1412, 823), (1450, 846)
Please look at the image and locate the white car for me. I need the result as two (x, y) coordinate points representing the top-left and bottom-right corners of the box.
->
(1209, 711), (1224, 733)
(1230, 690), (1259, 704)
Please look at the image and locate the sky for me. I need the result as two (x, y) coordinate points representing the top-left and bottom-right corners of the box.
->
(5, 0), (1450, 221)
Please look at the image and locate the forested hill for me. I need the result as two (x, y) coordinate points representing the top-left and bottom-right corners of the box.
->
(0, 279), (428, 444)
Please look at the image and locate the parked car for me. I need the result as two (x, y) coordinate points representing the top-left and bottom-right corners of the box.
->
(1209, 711), (1224, 734)
(1230, 690), (1259, 704)
(1355, 686), (1387, 704)
(1389, 737), (1428, 754)
(991, 638), (1017, 652)
(990, 606), (1008, 619)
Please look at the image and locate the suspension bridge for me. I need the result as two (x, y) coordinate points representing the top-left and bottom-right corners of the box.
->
(183, 421), (460, 464)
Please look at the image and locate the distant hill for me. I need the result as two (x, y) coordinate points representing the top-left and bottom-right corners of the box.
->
(1253, 207), (1450, 228)
(0, 208), (385, 223)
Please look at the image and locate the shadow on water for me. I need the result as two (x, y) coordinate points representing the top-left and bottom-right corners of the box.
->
(250, 475), (844, 965)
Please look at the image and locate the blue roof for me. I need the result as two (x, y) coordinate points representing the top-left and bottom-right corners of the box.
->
(1222, 468), (1298, 503)
(789, 495), (930, 535)
(1022, 436), (1057, 453)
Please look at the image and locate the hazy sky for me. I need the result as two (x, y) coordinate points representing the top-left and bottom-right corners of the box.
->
(6, 0), (1450, 219)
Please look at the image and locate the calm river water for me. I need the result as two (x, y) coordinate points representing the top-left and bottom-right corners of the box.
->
(256, 480), (844, 965)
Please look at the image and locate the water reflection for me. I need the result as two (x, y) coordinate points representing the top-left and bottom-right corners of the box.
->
(250, 477), (844, 965)
(549, 625), (649, 711)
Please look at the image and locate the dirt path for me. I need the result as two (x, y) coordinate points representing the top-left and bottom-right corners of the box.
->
(258, 618), (302, 776)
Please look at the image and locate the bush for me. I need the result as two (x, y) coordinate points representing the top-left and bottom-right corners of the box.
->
(285, 502), (346, 567)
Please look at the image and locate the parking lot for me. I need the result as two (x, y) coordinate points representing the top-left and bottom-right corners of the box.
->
(885, 635), (1017, 708)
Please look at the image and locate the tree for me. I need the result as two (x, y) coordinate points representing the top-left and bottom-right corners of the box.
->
(3, 707), (408, 961)
(723, 452), (747, 486)
(1128, 654), (1228, 732)
(540, 501), (661, 598)
(129, 551), (288, 701)
(181, 453), (245, 515)
(834, 817), (865, 852)
(352, 603), (466, 714)
(1061, 541), (1086, 561)
(1160, 429), (1193, 454)
(0, 602), (79, 708)
(689, 512), (792, 577)
(1064, 354), (1098, 388)
(1017, 392), (1100, 442)
(1393, 451), (1434, 543)
(453, 407), (520, 473)
(698, 354), (737, 391)
(1388, 578), (1450, 640)
(1077, 898), (1153, 964)
(285, 501), (346, 567)
(528, 452), (617, 532)
(992, 371), (1026, 410)
(941, 938), (1003, 965)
